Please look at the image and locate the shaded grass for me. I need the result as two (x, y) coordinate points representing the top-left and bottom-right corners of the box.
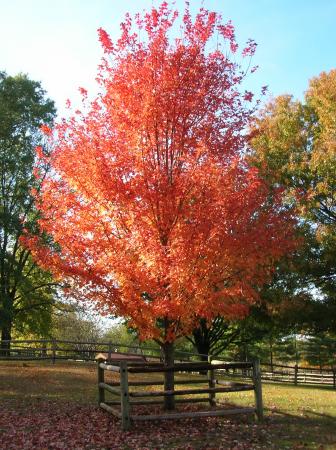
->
(0, 360), (99, 403)
(0, 360), (336, 449)
(217, 381), (336, 450)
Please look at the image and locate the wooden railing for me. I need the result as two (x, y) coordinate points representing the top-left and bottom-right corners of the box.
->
(0, 339), (204, 363)
(1, 339), (335, 389)
(260, 362), (336, 388)
(97, 359), (263, 430)
(211, 360), (336, 389)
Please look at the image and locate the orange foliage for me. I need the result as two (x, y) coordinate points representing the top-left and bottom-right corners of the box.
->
(25, 3), (296, 343)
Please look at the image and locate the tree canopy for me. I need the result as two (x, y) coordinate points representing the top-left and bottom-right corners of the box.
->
(26, 3), (296, 349)
(250, 69), (336, 333)
(0, 72), (56, 346)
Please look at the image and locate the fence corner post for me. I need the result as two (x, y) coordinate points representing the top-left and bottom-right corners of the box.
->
(120, 361), (130, 431)
(97, 358), (105, 405)
(253, 359), (263, 421)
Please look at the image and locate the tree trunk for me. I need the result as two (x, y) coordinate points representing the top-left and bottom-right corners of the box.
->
(162, 341), (175, 410)
(0, 292), (14, 357)
(195, 346), (209, 375)
(1, 322), (12, 357)
(191, 325), (210, 374)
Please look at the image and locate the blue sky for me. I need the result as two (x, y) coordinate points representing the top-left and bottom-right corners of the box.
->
(1, 0), (335, 118)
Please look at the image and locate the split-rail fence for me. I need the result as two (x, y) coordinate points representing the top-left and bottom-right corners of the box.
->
(1, 339), (335, 388)
(97, 358), (263, 430)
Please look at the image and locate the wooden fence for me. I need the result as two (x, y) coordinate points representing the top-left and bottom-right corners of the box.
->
(1, 339), (335, 388)
(260, 362), (336, 388)
(211, 360), (336, 389)
(0, 339), (203, 363)
(97, 359), (263, 430)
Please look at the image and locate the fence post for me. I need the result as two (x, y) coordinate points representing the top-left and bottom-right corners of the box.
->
(208, 356), (216, 406)
(120, 361), (130, 431)
(52, 339), (57, 364)
(98, 359), (105, 405)
(294, 364), (298, 385)
(253, 359), (263, 421)
(42, 341), (47, 358)
(108, 341), (112, 363)
(333, 369), (336, 390)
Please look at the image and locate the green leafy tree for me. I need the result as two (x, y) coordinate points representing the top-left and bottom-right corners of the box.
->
(250, 69), (336, 332)
(103, 322), (139, 348)
(302, 333), (336, 369)
(189, 247), (319, 363)
(0, 72), (56, 350)
(52, 307), (103, 343)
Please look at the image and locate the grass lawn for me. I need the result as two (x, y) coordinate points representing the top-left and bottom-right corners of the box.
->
(0, 360), (335, 449)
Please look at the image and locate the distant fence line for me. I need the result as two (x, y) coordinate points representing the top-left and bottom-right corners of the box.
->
(1, 339), (335, 388)
(260, 362), (336, 388)
(212, 360), (336, 389)
(0, 339), (202, 363)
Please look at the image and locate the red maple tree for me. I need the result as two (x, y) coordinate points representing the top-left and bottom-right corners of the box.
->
(25, 3), (295, 399)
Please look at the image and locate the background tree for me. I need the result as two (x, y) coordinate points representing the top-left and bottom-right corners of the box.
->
(250, 70), (336, 333)
(188, 316), (241, 361)
(27, 4), (296, 409)
(302, 333), (336, 370)
(189, 247), (325, 364)
(52, 307), (103, 343)
(103, 322), (139, 348)
(0, 72), (56, 351)
(52, 305), (104, 358)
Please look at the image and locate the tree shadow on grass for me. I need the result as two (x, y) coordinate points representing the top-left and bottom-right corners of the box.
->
(263, 406), (336, 449)
(263, 380), (336, 392)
